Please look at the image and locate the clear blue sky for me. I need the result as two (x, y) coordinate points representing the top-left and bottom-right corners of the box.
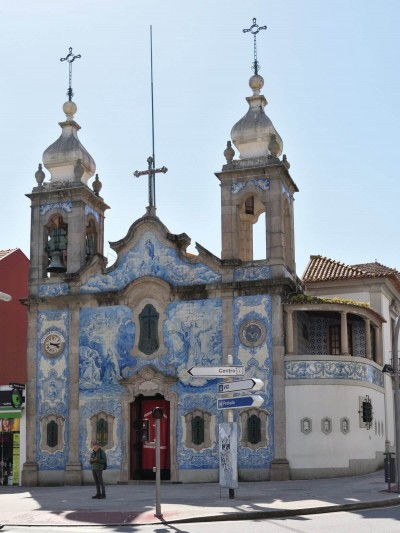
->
(1, 0), (399, 276)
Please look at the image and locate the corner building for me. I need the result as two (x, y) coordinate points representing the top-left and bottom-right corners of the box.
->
(22, 53), (393, 486)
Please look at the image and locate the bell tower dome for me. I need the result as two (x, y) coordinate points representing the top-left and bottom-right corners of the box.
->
(26, 49), (109, 291)
(215, 21), (298, 278)
(231, 73), (283, 160)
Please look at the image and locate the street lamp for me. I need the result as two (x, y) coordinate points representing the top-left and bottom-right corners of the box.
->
(0, 292), (12, 302)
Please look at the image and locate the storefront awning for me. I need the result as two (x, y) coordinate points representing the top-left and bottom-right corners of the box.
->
(0, 409), (21, 419)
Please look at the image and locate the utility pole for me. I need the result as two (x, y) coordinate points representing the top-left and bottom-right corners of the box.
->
(392, 317), (400, 491)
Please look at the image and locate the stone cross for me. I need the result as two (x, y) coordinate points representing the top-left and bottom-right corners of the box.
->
(134, 156), (168, 209)
(60, 47), (82, 101)
(243, 18), (267, 75)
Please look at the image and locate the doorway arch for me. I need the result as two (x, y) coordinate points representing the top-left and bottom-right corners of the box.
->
(120, 366), (178, 482)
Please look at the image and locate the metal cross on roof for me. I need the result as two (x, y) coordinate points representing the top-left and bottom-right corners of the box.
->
(243, 18), (267, 75)
(60, 47), (82, 101)
(134, 156), (168, 210)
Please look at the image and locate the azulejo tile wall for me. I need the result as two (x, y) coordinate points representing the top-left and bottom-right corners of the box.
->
(80, 232), (221, 293)
(233, 295), (274, 468)
(36, 310), (70, 470)
(79, 306), (134, 470)
(38, 226), (278, 477)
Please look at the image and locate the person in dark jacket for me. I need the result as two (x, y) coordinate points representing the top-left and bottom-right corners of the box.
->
(90, 441), (106, 499)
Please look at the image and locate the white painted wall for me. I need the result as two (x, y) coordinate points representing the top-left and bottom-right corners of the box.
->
(286, 383), (385, 468)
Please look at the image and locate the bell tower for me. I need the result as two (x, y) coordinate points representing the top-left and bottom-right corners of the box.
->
(215, 21), (298, 278)
(26, 49), (109, 293)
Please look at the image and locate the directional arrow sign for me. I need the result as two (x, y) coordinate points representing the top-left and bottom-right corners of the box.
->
(187, 366), (244, 377)
(217, 395), (263, 410)
(218, 378), (264, 394)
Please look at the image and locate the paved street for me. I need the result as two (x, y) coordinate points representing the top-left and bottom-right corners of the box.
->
(1, 506), (400, 533)
(0, 470), (399, 530)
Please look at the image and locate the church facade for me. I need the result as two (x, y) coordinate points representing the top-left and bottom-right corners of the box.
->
(22, 37), (396, 486)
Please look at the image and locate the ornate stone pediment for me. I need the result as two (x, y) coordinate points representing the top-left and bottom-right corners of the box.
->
(121, 365), (178, 400)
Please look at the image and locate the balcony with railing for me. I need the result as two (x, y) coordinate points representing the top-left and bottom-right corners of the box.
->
(283, 297), (385, 388)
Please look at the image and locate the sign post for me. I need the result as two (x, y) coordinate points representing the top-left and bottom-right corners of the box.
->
(186, 359), (264, 500)
(219, 422), (238, 496)
(225, 355), (236, 499)
(152, 407), (164, 519)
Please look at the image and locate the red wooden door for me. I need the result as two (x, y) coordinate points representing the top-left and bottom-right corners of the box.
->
(141, 399), (170, 473)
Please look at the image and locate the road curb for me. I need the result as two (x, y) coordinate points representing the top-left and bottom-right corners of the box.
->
(154, 497), (400, 526)
(3, 497), (400, 527)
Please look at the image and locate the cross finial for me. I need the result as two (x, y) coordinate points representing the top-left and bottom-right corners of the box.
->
(60, 47), (82, 101)
(134, 156), (168, 212)
(243, 18), (267, 75)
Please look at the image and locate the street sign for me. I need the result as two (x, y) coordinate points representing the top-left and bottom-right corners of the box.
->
(218, 378), (264, 394)
(187, 366), (244, 377)
(9, 383), (25, 390)
(217, 395), (263, 410)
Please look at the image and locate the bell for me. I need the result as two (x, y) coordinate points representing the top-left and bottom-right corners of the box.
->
(47, 250), (67, 273)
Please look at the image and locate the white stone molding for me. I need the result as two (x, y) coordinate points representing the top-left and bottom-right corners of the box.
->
(301, 417), (312, 435)
(321, 417), (332, 435)
(40, 414), (65, 453)
(90, 411), (115, 450)
(120, 366), (178, 482)
(184, 409), (212, 451)
(340, 417), (350, 435)
(239, 408), (268, 450)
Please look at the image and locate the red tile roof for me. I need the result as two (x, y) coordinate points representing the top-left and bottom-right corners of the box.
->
(303, 255), (400, 292)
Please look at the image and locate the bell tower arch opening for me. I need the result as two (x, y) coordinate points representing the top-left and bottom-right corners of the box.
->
(238, 193), (266, 261)
(46, 214), (68, 275)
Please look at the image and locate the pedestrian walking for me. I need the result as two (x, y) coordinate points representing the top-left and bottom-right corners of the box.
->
(90, 441), (107, 499)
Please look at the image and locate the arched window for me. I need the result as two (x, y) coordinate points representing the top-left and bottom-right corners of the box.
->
(240, 408), (268, 449)
(139, 304), (159, 355)
(46, 420), (58, 448)
(191, 416), (205, 446)
(184, 410), (212, 451)
(40, 415), (65, 453)
(96, 418), (108, 447)
(90, 412), (115, 450)
(247, 414), (261, 445)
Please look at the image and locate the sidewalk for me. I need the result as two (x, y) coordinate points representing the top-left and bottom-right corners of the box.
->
(0, 470), (399, 527)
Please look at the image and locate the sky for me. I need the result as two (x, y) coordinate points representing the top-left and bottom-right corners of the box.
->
(0, 0), (399, 277)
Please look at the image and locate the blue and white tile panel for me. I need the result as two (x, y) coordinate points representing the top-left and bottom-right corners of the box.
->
(36, 310), (70, 470)
(285, 360), (384, 388)
(233, 295), (274, 469)
(80, 232), (221, 293)
(39, 202), (73, 216)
